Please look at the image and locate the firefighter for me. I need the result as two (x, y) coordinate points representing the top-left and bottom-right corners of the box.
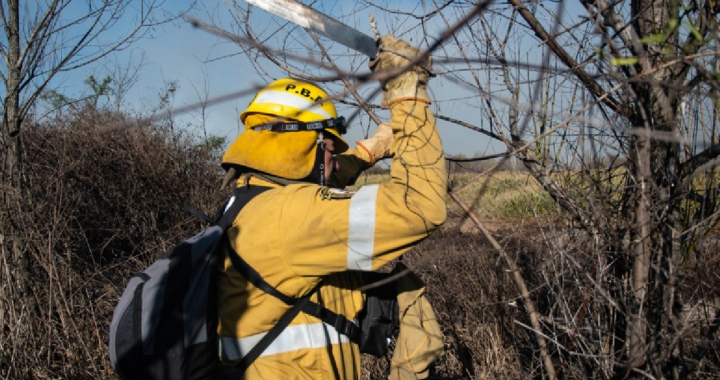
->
(218, 35), (446, 380)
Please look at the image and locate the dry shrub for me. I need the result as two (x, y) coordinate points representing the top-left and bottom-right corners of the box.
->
(363, 212), (720, 379)
(0, 108), (226, 380)
(418, 231), (524, 380)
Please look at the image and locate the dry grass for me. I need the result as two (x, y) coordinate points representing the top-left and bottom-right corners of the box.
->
(447, 172), (558, 222)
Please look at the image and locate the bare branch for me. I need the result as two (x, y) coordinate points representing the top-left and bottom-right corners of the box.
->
(680, 141), (720, 177)
(507, 0), (630, 117)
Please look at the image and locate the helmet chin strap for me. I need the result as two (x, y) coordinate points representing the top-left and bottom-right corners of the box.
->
(315, 131), (326, 186)
(250, 117), (347, 135)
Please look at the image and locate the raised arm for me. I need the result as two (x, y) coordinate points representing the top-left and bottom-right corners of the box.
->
(282, 36), (446, 274)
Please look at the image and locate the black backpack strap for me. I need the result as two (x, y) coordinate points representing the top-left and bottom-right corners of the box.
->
(226, 242), (361, 342)
(184, 186), (270, 226)
(302, 300), (362, 344)
(234, 293), (314, 374)
(226, 242), (297, 305)
(216, 186), (271, 230)
(184, 203), (213, 223)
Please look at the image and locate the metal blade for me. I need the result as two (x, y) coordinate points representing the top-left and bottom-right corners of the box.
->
(242, 0), (378, 58)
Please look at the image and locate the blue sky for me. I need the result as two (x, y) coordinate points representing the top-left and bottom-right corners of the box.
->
(41, 0), (501, 157)
(44, 0), (590, 158)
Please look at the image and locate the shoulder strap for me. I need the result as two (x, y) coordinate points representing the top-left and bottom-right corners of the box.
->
(227, 242), (296, 305)
(301, 295), (362, 343)
(216, 186), (271, 230)
(184, 203), (213, 223)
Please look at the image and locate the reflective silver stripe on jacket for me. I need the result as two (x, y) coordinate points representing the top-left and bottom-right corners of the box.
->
(347, 184), (379, 271)
(219, 322), (351, 361)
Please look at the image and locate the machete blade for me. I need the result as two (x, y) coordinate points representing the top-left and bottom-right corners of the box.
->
(242, 0), (378, 58)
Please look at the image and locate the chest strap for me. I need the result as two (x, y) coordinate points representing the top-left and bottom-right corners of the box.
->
(226, 241), (361, 343)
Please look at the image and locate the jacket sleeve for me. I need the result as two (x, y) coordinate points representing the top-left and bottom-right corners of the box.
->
(330, 148), (373, 188)
(389, 263), (444, 380)
(282, 101), (447, 275)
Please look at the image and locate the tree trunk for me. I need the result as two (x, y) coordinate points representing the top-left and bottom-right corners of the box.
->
(625, 0), (681, 376)
(1, 1), (34, 363)
(628, 132), (652, 370)
(2, 0), (22, 191)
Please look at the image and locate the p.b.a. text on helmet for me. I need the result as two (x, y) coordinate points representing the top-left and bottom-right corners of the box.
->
(284, 83), (323, 103)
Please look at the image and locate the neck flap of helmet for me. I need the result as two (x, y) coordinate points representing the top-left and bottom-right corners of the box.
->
(250, 117), (347, 186)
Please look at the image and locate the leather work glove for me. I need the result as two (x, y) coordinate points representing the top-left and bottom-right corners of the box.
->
(369, 35), (433, 106)
(356, 123), (394, 165)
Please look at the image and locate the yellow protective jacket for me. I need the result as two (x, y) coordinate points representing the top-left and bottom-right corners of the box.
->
(218, 101), (447, 380)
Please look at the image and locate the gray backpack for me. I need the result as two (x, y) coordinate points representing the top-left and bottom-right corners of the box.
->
(108, 186), (269, 380)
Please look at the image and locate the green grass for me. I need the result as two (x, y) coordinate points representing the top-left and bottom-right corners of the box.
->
(352, 171), (560, 221)
(450, 172), (559, 220)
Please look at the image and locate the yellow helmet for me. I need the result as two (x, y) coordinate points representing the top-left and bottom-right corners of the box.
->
(223, 78), (349, 183)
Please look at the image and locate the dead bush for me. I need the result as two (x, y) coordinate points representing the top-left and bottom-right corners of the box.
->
(0, 108), (226, 379)
(363, 216), (720, 380)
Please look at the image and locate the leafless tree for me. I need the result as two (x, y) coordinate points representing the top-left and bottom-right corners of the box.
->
(0, 1), (187, 378)
(0, 0), (178, 189)
(192, 0), (720, 378)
